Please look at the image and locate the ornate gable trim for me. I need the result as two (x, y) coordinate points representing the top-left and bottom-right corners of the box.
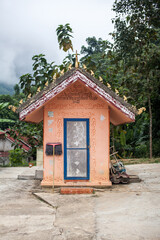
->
(19, 70), (135, 121)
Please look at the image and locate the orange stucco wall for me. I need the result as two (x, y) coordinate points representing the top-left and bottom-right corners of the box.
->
(41, 80), (112, 187)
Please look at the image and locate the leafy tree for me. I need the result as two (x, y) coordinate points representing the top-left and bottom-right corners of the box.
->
(32, 54), (56, 88)
(112, 0), (160, 158)
(19, 54), (57, 97)
(80, 37), (115, 82)
(19, 74), (34, 96)
(9, 54), (57, 159)
(56, 23), (73, 52)
(112, 0), (160, 58)
(81, 37), (111, 57)
(13, 84), (20, 95)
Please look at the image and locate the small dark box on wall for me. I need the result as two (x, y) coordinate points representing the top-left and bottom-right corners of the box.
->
(45, 143), (62, 156)
(55, 144), (62, 155)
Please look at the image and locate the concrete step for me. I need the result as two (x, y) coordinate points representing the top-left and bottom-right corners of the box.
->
(60, 187), (94, 194)
(17, 170), (43, 180)
(35, 170), (43, 180)
(18, 175), (35, 180)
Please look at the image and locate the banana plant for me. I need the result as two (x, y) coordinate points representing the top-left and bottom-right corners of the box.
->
(0, 102), (15, 123)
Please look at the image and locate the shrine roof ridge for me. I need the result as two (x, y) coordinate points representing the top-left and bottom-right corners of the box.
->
(17, 67), (136, 115)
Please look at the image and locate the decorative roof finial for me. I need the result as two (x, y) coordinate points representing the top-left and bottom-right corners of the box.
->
(53, 73), (56, 81)
(99, 76), (103, 82)
(83, 64), (87, 70)
(19, 99), (23, 104)
(37, 87), (41, 93)
(75, 50), (79, 68)
(68, 63), (72, 70)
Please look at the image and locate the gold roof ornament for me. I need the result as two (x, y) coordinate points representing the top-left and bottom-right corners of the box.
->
(12, 106), (17, 112)
(90, 70), (94, 76)
(53, 73), (56, 81)
(138, 107), (146, 115)
(115, 89), (119, 95)
(123, 95), (127, 101)
(99, 76), (103, 82)
(68, 63), (72, 70)
(27, 93), (31, 99)
(37, 87), (41, 93)
(83, 64), (87, 70)
(75, 50), (79, 68)
(107, 83), (111, 89)
(19, 99), (23, 104)
(60, 69), (64, 76)
(45, 81), (48, 87)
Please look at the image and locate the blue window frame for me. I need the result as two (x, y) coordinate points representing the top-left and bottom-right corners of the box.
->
(64, 118), (90, 180)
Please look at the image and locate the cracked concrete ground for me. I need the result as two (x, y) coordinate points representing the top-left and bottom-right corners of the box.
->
(0, 164), (160, 240)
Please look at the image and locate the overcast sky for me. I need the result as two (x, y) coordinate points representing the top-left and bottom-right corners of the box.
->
(0, 0), (115, 85)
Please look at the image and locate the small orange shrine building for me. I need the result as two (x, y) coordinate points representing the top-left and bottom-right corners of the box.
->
(18, 67), (135, 187)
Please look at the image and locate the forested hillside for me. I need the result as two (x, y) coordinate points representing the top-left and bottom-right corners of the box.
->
(0, 83), (14, 95)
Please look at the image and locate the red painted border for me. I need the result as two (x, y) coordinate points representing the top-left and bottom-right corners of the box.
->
(19, 70), (135, 121)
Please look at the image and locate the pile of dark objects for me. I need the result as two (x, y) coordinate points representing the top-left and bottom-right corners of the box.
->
(109, 148), (129, 184)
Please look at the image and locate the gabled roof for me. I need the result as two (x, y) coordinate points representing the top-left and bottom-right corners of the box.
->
(0, 131), (5, 135)
(17, 67), (136, 125)
(0, 130), (31, 152)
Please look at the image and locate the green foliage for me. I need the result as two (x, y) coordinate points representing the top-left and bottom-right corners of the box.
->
(0, 84), (25, 130)
(80, 37), (112, 74)
(112, 0), (160, 58)
(80, 30), (160, 158)
(9, 148), (26, 166)
(134, 144), (148, 158)
(112, 0), (160, 158)
(1, 18), (159, 159)
(81, 37), (111, 57)
(8, 121), (43, 159)
(0, 102), (10, 109)
(13, 84), (20, 95)
(19, 54), (57, 97)
(0, 100), (16, 129)
(56, 23), (73, 52)
(110, 112), (150, 158)
(112, 0), (160, 103)
(32, 54), (56, 87)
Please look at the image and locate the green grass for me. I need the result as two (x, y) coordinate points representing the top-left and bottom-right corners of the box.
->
(122, 158), (160, 165)
(2, 160), (36, 167)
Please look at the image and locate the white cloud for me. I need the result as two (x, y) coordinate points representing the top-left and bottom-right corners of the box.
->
(0, 0), (115, 84)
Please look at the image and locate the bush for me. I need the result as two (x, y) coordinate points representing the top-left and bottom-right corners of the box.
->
(134, 144), (148, 158)
(153, 138), (160, 157)
(9, 148), (26, 166)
